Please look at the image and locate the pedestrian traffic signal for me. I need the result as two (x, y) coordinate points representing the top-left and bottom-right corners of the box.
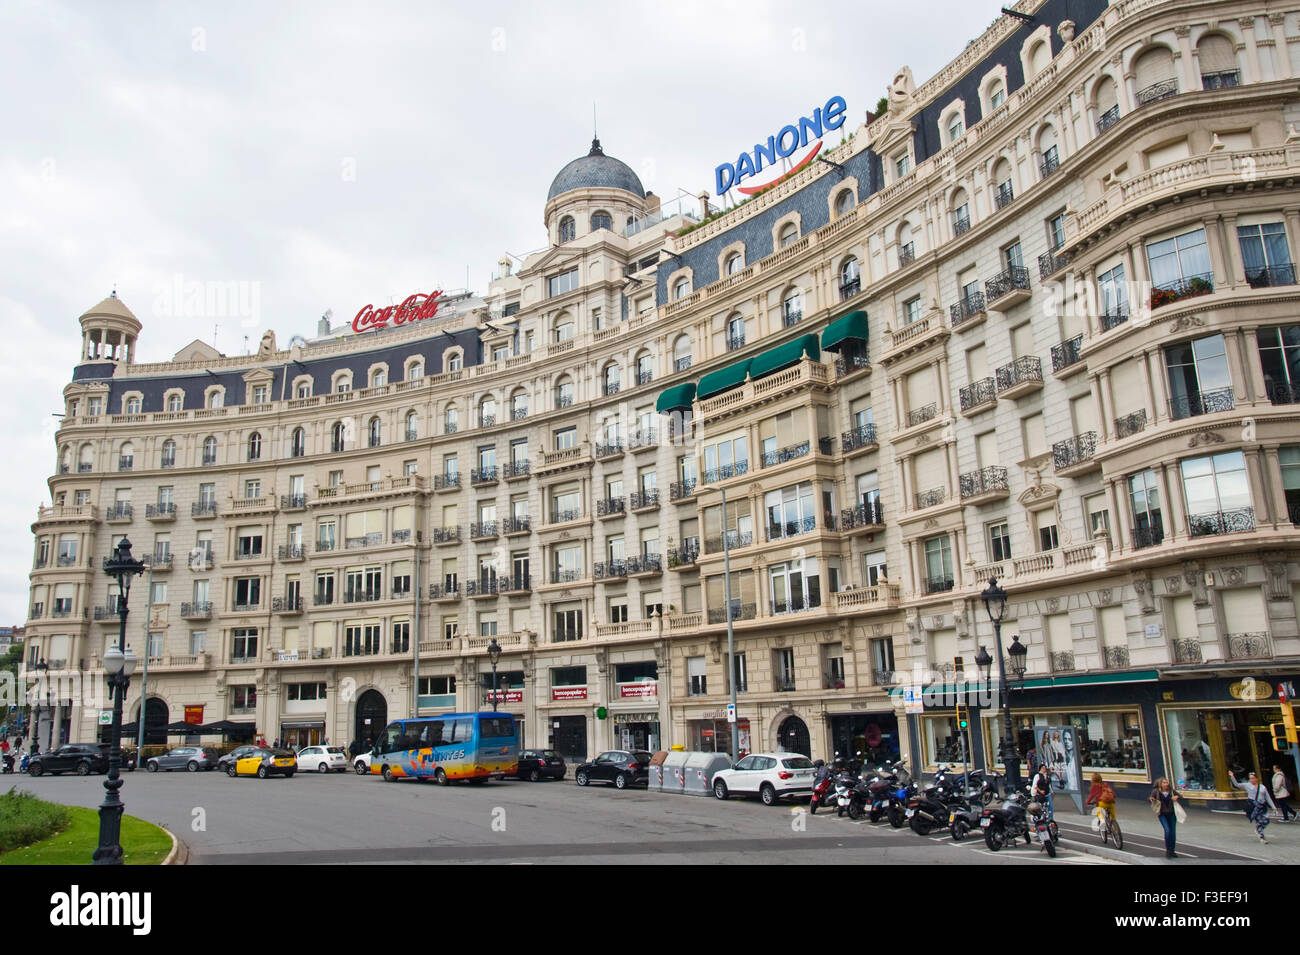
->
(1272, 722), (1290, 753)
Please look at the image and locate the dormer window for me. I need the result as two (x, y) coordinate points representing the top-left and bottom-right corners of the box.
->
(948, 116), (964, 142)
(835, 189), (855, 217)
(724, 253), (742, 276)
(673, 278), (690, 300)
(591, 211), (612, 232)
(990, 83), (1006, 109)
(559, 216), (575, 244)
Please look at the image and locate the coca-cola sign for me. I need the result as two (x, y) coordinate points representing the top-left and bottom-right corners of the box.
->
(352, 291), (443, 334)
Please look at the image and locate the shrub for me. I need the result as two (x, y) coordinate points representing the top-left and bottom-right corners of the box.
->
(0, 788), (71, 853)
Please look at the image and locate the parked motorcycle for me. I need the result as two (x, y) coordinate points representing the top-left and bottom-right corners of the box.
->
(809, 762), (834, 815)
(980, 789), (1059, 854)
(906, 780), (964, 835)
(833, 770), (858, 817)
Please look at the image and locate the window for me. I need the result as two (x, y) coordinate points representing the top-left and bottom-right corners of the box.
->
(947, 114), (964, 142)
(769, 558), (822, 614)
(590, 210), (612, 232)
(1238, 222), (1294, 287)
(864, 549), (887, 587)
(724, 253), (742, 276)
(779, 222), (798, 248)
(247, 432), (262, 461)
(231, 685), (257, 711)
(447, 352), (462, 372)
(160, 439), (176, 469)
(1098, 263), (1128, 320)
(232, 628), (259, 662)
(295, 380), (311, 399)
(331, 422), (346, 453)
(1129, 469), (1164, 547)
(673, 278), (690, 300)
(1257, 325), (1300, 402)
(553, 606), (583, 642)
(988, 522), (1011, 561)
(335, 376), (352, 394)
(839, 258), (860, 298)
(1003, 241), (1023, 271)
(1085, 494), (1110, 540)
(559, 216), (575, 243)
(726, 314), (745, 350)
(902, 296), (922, 324)
(923, 536), (953, 592)
(236, 527), (263, 558)
(234, 577), (261, 607)
(765, 482), (817, 541)
(688, 657), (707, 696)
(1036, 510), (1059, 552)
(1165, 334), (1232, 419)
(548, 268), (579, 297)
(990, 82), (1005, 108)
(603, 363), (621, 395)
(782, 288), (803, 326)
(444, 405), (459, 433)
(1146, 228), (1211, 294)
(1047, 212), (1067, 251)
(290, 428), (305, 457)
(166, 393), (183, 412)
(202, 436), (217, 464)
(554, 427), (577, 451)
(252, 384), (269, 404)
(368, 417), (381, 447)
(730, 653), (748, 694)
(1180, 451), (1251, 533)
(894, 154), (911, 178)
(408, 362), (423, 381)
(702, 433), (749, 482)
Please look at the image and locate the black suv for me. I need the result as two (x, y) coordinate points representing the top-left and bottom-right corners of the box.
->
(27, 743), (108, 777)
(515, 749), (566, 782)
(574, 750), (652, 789)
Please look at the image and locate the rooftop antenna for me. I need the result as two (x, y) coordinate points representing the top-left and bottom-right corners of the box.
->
(593, 101), (598, 140)
(213, 323), (220, 349)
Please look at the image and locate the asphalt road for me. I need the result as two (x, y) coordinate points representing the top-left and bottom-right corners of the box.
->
(4, 769), (1258, 865)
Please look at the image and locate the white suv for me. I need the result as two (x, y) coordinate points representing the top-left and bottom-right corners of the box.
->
(711, 753), (816, 806)
(297, 745), (348, 773)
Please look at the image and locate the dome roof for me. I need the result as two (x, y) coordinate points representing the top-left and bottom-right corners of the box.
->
(78, 292), (140, 325)
(547, 138), (645, 202)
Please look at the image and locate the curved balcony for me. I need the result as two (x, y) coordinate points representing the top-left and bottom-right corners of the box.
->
(760, 441), (810, 469)
(1169, 387), (1233, 421)
(959, 466), (1009, 503)
(1186, 507), (1255, 539)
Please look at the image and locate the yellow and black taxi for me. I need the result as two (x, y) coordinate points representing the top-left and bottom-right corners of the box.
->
(225, 747), (297, 779)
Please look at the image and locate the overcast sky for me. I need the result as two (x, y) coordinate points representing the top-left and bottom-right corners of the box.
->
(0, 0), (1005, 625)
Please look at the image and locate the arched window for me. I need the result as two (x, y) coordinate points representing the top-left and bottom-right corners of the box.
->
(510, 390), (528, 420)
(992, 159), (1013, 209)
(779, 222), (799, 248)
(590, 210), (612, 232)
(202, 436), (217, 464)
(248, 432), (262, 461)
(604, 364), (621, 396)
(559, 216), (575, 243)
(726, 314), (746, 351)
(989, 80), (1006, 109)
(555, 377), (574, 408)
(295, 379), (311, 399)
(951, 189), (971, 235)
(78, 443), (93, 471)
(636, 351), (653, 385)
(835, 189), (855, 217)
(335, 374), (352, 394)
(839, 258), (861, 299)
(1134, 47), (1176, 102)
(370, 369), (387, 388)
(291, 427), (305, 457)
(405, 411), (418, 440)
(1197, 34), (1239, 89)
(160, 439), (176, 469)
(446, 352), (462, 373)
(555, 318), (574, 342)
(444, 405), (459, 434)
(208, 390), (224, 409)
(367, 416), (381, 448)
(59, 445), (70, 473)
(724, 253), (743, 276)
(672, 335), (692, 373)
(479, 396), (497, 426)
(166, 393), (183, 412)
(119, 442), (134, 471)
(898, 221), (918, 264)
(332, 422), (346, 453)
(1027, 39), (1051, 79)
(782, 287), (804, 326)
(408, 361), (424, 381)
(943, 109), (964, 145)
(1095, 75), (1120, 130)
(1039, 126), (1060, 177)
(125, 396), (141, 414)
(673, 278), (690, 300)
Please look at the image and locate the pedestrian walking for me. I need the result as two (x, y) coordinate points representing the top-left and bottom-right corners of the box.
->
(1229, 770), (1277, 842)
(1148, 777), (1185, 858)
(348, 738), (359, 758)
(1271, 764), (1296, 822)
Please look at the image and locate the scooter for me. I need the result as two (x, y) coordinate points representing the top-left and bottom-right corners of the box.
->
(809, 764), (835, 815)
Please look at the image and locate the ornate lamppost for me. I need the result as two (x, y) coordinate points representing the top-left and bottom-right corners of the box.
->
(487, 639), (502, 712)
(95, 536), (144, 865)
(978, 577), (1028, 790)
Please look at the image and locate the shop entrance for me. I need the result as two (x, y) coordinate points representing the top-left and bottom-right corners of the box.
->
(830, 713), (900, 766)
(282, 724), (324, 749)
(778, 715), (811, 756)
(142, 697), (168, 746)
(615, 717), (659, 752)
(551, 715), (587, 763)
(354, 690), (387, 750)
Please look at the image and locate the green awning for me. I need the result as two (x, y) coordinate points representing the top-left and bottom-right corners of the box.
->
(821, 310), (868, 352)
(696, 358), (752, 399)
(748, 334), (820, 380)
(656, 382), (696, 414)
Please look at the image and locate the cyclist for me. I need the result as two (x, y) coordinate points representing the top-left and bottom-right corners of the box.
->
(1085, 771), (1117, 826)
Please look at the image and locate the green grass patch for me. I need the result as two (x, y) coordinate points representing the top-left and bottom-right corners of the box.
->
(0, 790), (171, 865)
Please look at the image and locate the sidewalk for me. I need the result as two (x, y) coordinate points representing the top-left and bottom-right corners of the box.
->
(1061, 803), (1298, 864)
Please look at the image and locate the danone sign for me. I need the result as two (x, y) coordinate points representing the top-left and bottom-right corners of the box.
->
(715, 95), (848, 196)
(353, 291), (443, 334)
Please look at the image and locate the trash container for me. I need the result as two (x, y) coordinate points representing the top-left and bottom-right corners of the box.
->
(647, 750), (669, 791)
(684, 751), (732, 796)
(661, 750), (690, 794)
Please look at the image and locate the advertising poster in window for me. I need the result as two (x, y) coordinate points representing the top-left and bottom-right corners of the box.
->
(1046, 725), (1083, 812)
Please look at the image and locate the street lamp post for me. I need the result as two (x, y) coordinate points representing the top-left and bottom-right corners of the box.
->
(31, 658), (48, 753)
(96, 536), (144, 865)
(487, 639), (502, 712)
(979, 577), (1028, 791)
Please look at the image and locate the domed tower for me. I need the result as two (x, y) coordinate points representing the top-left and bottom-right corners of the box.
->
(544, 138), (651, 245)
(77, 292), (141, 366)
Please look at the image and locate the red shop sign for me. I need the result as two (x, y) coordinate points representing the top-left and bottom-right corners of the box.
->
(352, 291), (443, 334)
(551, 686), (588, 701)
(619, 683), (658, 699)
(485, 689), (524, 704)
(184, 705), (204, 725)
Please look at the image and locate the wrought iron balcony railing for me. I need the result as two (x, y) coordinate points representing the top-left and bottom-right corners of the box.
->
(628, 429), (658, 450)
(471, 466), (498, 484)
(637, 370), (653, 386)
(551, 509), (581, 524)
(503, 516), (531, 534)
(597, 497), (625, 517)
(550, 569), (584, 585)
(1136, 78), (1178, 105)
(1131, 516), (1164, 550)
(1187, 507), (1255, 538)
(675, 357), (692, 372)
(1151, 273), (1213, 308)
(145, 503), (175, 519)
(959, 377), (995, 411)
(994, 185), (1014, 210)
(432, 527), (461, 543)
(503, 461), (529, 479)
(1038, 249), (1072, 280)
(668, 543), (699, 568)
(924, 576), (954, 595)
(995, 356), (1043, 392)
(727, 333), (746, 351)
(761, 441), (810, 468)
(1096, 104), (1120, 133)
(703, 530), (753, 554)
(1169, 387), (1234, 421)
(669, 479), (697, 500)
(107, 503), (133, 520)
(1050, 651), (1076, 673)
(951, 211), (971, 237)
(1246, 264), (1297, 288)
(1200, 70), (1240, 91)
(603, 382), (620, 396)
(470, 521), (499, 539)
(950, 292), (985, 325)
(1267, 381), (1300, 405)
(915, 486), (947, 510)
(434, 473), (460, 490)
(767, 516), (816, 542)
(1171, 639), (1202, 664)
(841, 500), (884, 529)
(595, 440), (624, 458)
(898, 243), (916, 266)
(1039, 151), (1060, 179)
(272, 596), (304, 613)
(1114, 409), (1147, 438)
(1102, 646), (1131, 669)
(1052, 432), (1097, 470)
(1227, 631), (1272, 660)
(1050, 334), (1083, 372)
(626, 555), (661, 575)
(1100, 304), (1130, 331)
(428, 583), (460, 600)
(907, 403), (937, 427)
(703, 461), (749, 483)
(180, 602), (212, 618)
(594, 560), (627, 581)
(835, 352), (869, 376)
(630, 489), (659, 510)
(959, 466), (1008, 499)
(707, 602), (756, 624)
(841, 423), (877, 452)
(840, 277), (861, 300)
(277, 545), (303, 560)
(985, 266), (1030, 303)
(498, 574), (532, 594)
(342, 590), (382, 604)
(280, 494), (307, 510)
(511, 407), (528, 421)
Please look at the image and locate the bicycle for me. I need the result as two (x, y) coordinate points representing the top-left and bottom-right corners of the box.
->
(1094, 805), (1124, 849)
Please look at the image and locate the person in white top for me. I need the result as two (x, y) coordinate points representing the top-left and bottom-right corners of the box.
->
(1230, 770), (1277, 843)
(1271, 764), (1296, 822)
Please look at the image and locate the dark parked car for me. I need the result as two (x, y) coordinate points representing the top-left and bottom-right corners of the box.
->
(217, 744), (264, 772)
(26, 743), (109, 777)
(516, 749), (566, 782)
(146, 746), (220, 773)
(575, 750), (652, 790)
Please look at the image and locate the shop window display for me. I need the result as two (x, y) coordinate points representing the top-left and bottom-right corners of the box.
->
(984, 710), (1146, 776)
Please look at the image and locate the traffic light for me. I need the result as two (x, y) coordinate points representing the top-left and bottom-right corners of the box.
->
(1272, 723), (1290, 753)
(957, 708), (969, 731)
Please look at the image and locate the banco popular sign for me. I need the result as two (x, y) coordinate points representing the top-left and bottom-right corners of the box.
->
(352, 291), (443, 334)
(714, 95), (848, 196)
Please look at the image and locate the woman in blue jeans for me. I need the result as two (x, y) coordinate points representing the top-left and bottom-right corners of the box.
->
(1149, 777), (1185, 858)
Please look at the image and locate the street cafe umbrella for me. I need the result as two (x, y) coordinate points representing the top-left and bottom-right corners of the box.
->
(201, 720), (256, 739)
(163, 720), (205, 734)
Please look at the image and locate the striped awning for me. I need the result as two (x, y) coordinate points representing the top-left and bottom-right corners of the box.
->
(821, 310), (868, 352)
(748, 334), (821, 380)
(655, 382), (696, 414)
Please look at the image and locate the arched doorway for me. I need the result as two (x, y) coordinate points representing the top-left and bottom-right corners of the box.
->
(778, 715), (811, 757)
(354, 689), (387, 750)
(143, 698), (168, 746)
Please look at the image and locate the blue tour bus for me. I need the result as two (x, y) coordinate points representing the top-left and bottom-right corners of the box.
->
(369, 712), (517, 783)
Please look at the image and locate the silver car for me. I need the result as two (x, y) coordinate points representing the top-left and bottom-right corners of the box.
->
(146, 746), (219, 772)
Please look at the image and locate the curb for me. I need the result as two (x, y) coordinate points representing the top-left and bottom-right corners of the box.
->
(160, 827), (190, 866)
